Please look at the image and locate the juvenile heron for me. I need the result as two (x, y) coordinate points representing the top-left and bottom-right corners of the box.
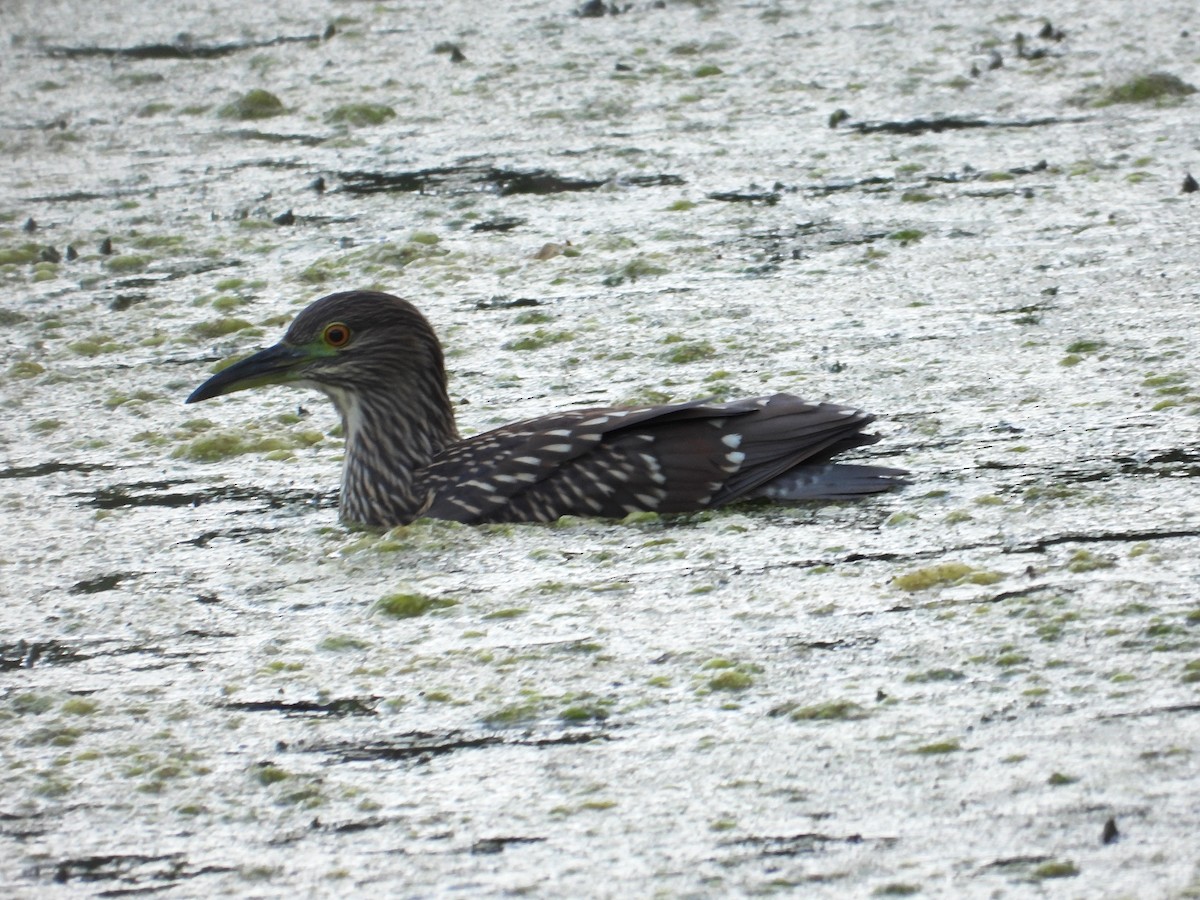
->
(187, 291), (906, 527)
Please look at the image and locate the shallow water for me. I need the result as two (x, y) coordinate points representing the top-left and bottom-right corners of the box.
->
(2, 0), (1200, 896)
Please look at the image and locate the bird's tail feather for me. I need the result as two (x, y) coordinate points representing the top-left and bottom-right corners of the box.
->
(750, 464), (909, 501)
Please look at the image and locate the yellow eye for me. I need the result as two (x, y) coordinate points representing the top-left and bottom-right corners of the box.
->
(322, 322), (351, 348)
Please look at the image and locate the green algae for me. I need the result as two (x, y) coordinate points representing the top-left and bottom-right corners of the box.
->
(104, 254), (152, 273)
(0, 308), (29, 326)
(503, 328), (574, 351)
(7, 360), (44, 379)
(172, 428), (323, 462)
(914, 739), (960, 754)
(662, 340), (716, 364)
(219, 89), (285, 120)
(260, 660), (303, 674)
(68, 335), (125, 356)
(190, 318), (254, 339)
(482, 701), (542, 728)
(787, 700), (868, 721)
(892, 562), (1003, 591)
(131, 234), (185, 250)
(995, 651), (1030, 667)
(559, 699), (610, 722)
(708, 670), (753, 691)
(1047, 771), (1080, 786)
(1033, 860), (1079, 879)
(905, 668), (965, 683)
(1097, 72), (1195, 106)
(374, 592), (457, 618)
(1067, 549), (1115, 573)
(701, 660), (758, 692)
(136, 102), (173, 118)
(317, 635), (370, 652)
(325, 103), (397, 126)
(0, 243), (41, 265)
(512, 310), (554, 325)
(1142, 372), (1188, 388)
(104, 390), (162, 409)
(253, 764), (290, 786)
(24, 724), (84, 747)
(60, 699), (99, 715)
(602, 256), (669, 286)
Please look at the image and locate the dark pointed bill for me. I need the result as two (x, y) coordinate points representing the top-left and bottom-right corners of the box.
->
(186, 343), (310, 404)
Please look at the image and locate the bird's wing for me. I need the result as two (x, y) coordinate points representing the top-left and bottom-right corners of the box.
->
(420, 399), (744, 522)
(421, 394), (884, 523)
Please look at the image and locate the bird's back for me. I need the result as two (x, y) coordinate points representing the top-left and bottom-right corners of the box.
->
(420, 393), (903, 523)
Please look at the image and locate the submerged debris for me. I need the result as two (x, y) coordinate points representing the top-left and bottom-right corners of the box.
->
(43, 34), (323, 60)
(1102, 817), (1120, 845)
(1038, 21), (1067, 41)
(471, 216), (526, 232)
(336, 164), (683, 196)
(576, 0), (624, 17)
(845, 115), (1083, 136)
(708, 188), (780, 205)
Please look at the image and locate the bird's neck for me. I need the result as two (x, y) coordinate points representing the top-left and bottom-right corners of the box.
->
(325, 381), (459, 528)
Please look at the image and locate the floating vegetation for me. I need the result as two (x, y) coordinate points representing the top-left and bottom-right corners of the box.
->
(888, 229), (925, 244)
(1096, 73), (1196, 106)
(103, 254), (152, 273)
(218, 89), (285, 120)
(189, 318), (253, 339)
(325, 103), (396, 127)
(373, 592), (457, 619)
(914, 739), (960, 754)
(172, 427), (323, 462)
(784, 700), (869, 721)
(503, 328), (574, 351)
(892, 562), (1003, 591)
(661, 340), (716, 364)
(1033, 860), (1080, 879)
(1066, 550), (1116, 573)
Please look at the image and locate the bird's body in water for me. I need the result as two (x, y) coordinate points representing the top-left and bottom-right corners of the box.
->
(187, 291), (906, 528)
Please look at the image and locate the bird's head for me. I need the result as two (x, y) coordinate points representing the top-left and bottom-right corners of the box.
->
(186, 291), (447, 406)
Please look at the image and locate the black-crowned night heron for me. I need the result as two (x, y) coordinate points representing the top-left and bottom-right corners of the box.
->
(187, 291), (906, 527)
